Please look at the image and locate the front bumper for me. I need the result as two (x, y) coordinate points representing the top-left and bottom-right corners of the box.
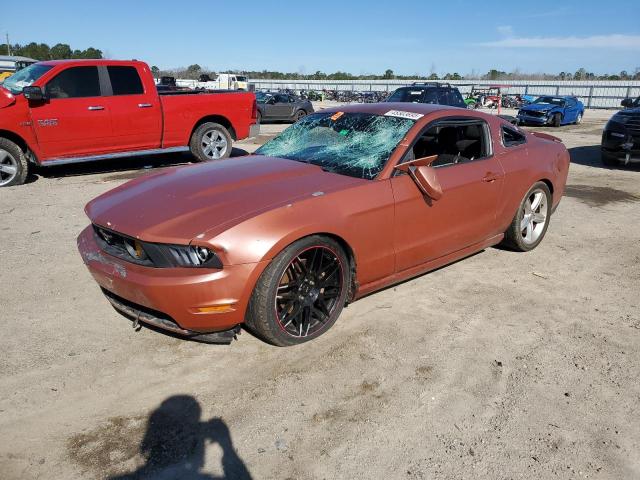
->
(77, 226), (268, 334)
(601, 128), (640, 164)
(517, 112), (550, 125)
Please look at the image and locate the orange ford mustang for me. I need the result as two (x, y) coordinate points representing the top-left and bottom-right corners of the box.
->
(78, 103), (569, 346)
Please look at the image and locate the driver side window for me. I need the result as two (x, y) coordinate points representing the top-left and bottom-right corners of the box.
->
(46, 66), (101, 99)
(403, 120), (490, 168)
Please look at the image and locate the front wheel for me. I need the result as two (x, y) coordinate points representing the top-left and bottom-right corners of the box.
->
(552, 113), (562, 127)
(502, 182), (552, 252)
(245, 235), (351, 346)
(0, 138), (29, 187)
(189, 122), (232, 162)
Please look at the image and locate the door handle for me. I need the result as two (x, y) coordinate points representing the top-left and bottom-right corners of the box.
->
(482, 172), (501, 183)
(138, 103), (153, 108)
(87, 105), (104, 111)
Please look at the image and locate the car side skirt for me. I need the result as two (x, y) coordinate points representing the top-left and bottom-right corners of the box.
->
(354, 233), (504, 300)
(37, 146), (190, 167)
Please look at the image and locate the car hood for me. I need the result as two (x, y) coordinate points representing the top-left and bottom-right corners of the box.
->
(0, 86), (16, 109)
(520, 103), (557, 113)
(85, 155), (365, 244)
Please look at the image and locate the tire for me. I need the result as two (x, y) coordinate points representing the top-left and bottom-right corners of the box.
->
(576, 112), (583, 125)
(0, 138), (28, 187)
(502, 182), (552, 252)
(552, 113), (562, 128)
(245, 235), (351, 347)
(293, 110), (307, 122)
(256, 111), (262, 124)
(189, 122), (232, 162)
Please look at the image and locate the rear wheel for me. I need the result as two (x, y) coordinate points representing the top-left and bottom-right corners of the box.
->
(0, 138), (28, 187)
(246, 235), (350, 346)
(576, 112), (583, 124)
(293, 110), (307, 122)
(502, 182), (552, 252)
(189, 122), (232, 162)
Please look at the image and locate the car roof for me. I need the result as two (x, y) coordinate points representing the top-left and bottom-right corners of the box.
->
(0, 55), (37, 62)
(37, 59), (147, 67)
(318, 102), (487, 117)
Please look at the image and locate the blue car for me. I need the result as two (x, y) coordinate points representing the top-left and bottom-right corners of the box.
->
(517, 96), (584, 127)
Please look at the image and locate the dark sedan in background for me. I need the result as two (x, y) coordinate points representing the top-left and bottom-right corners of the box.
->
(601, 96), (640, 166)
(256, 92), (314, 123)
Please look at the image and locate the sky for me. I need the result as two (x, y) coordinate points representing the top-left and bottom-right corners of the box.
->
(2, 0), (639, 76)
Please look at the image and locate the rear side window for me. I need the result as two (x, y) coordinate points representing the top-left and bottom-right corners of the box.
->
(46, 66), (101, 99)
(502, 126), (526, 147)
(108, 66), (144, 95)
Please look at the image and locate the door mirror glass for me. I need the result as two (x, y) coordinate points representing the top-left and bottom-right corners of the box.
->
(23, 85), (46, 102)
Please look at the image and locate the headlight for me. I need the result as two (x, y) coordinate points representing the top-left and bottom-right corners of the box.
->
(93, 225), (222, 269)
(162, 244), (222, 268)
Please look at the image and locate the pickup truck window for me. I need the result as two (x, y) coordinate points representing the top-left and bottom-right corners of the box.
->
(46, 66), (101, 99)
(107, 66), (144, 95)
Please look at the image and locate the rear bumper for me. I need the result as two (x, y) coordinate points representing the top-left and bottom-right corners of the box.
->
(248, 122), (260, 139)
(77, 226), (268, 334)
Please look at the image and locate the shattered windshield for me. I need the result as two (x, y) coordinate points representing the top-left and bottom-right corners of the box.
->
(255, 112), (415, 180)
(3, 63), (52, 94)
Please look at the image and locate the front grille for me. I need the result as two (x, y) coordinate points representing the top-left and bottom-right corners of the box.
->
(525, 110), (546, 118)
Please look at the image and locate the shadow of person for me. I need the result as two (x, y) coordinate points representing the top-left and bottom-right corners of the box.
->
(111, 395), (252, 480)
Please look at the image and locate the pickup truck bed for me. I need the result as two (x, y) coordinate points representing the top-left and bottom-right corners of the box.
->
(0, 59), (259, 187)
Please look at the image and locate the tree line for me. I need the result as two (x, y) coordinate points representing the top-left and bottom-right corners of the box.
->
(0, 42), (103, 60)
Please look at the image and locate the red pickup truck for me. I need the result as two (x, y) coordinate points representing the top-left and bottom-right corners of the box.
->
(0, 59), (258, 187)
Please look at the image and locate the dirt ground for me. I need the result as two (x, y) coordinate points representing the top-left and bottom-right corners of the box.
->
(1, 105), (639, 480)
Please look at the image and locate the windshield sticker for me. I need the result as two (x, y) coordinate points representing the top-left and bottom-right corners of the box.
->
(385, 110), (424, 120)
(330, 111), (344, 121)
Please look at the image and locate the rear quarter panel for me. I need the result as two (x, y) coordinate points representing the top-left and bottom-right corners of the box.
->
(160, 92), (255, 147)
(493, 124), (569, 232)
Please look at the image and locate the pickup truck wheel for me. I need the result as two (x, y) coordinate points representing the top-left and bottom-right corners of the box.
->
(190, 122), (232, 162)
(0, 138), (28, 187)
(502, 182), (552, 252)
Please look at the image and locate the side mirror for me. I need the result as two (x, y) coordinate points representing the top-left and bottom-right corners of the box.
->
(621, 98), (632, 108)
(409, 165), (443, 200)
(395, 155), (443, 200)
(267, 97), (276, 105)
(23, 85), (46, 102)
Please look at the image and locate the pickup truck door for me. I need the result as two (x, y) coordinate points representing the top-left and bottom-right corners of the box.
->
(30, 65), (114, 159)
(102, 65), (162, 150)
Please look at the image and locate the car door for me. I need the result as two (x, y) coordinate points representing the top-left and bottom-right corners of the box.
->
(103, 65), (162, 151)
(563, 97), (579, 123)
(29, 65), (114, 159)
(390, 119), (505, 273)
(271, 94), (295, 119)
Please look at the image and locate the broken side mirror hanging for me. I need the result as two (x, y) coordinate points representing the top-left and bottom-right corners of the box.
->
(395, 155), (443, 201)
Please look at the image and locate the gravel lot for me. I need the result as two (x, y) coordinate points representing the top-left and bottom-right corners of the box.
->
(1, 105), (639, 480)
